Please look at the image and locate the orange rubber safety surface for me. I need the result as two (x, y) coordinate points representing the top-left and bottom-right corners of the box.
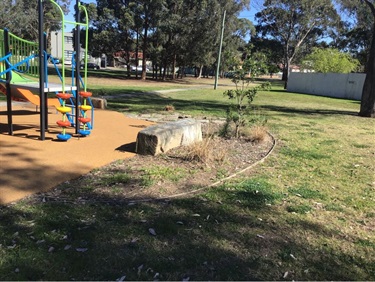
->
(0, 103), (153, 205)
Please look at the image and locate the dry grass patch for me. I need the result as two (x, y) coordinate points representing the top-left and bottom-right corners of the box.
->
(179, 136), (228, 165)
(241, 125), (269, 143)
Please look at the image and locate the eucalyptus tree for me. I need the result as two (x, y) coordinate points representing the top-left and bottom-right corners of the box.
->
(179, 0), (223, 78)
(87, 1), (120, 56)
(0, 0), (71, 41)
(86, 0), (137, 75)
(147, 0), (184, 79)
(337, 0), (375, 117)
(0, 0), (37, 39)
(335, 0), (372, 67)
(220, 18), (254, 76)
(255, 0), (340, 87)
(129, 0), (166, 80)
(248, 37), (284, 75)
(178, 0), (250, 78)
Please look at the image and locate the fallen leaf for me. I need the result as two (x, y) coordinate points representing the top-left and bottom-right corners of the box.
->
(137, 264), (143, 275)
(283, 271), (288, 279)
(116, 275), (126, 281)
(176, 221), (184, 225)
(191, 214), (200, 217)
(131, 238), (139, 243)
(290, 254), (297, 260)
(76, 248), (88, 252)
(149, 228), (157, 236)
(64, 245), (71, 250)
(182, 277), (190, 281)
(48, 246), (55, 253)
(256, 234), (265, 239)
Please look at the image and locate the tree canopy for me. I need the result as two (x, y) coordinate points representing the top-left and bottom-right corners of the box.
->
(255, 0), (340, 85)
(301, 48), (359, 73)
(87, 0), (251, 80)
(0, 0), (71, 41)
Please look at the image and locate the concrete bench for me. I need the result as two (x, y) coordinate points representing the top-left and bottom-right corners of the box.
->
(136, 119), (202, 155)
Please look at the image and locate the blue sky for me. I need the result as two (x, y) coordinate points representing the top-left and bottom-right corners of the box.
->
(239, 0), (263, 23)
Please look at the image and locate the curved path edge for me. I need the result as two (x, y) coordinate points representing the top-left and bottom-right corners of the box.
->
(133, 131), (277, 203)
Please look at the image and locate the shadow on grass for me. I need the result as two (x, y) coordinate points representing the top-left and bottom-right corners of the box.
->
(1, 176), (373, 281)
(260, 104), (358, 117)
(106, 92), (229, 116)
(48, 67), (212, 86)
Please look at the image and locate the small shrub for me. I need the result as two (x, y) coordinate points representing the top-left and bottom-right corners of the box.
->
(223, 71), (271, 138)
(258, 81), (272, 91)
(164, 104), (175, 111)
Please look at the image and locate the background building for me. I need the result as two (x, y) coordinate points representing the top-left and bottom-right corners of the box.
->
(50, 31), (100, 65)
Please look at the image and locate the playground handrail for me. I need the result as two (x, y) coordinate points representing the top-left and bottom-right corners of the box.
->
(0, 29), (39, 83)
(49, 0), (89, 93)
(8, 31), (39, 77)
(49, 0), (67, 93)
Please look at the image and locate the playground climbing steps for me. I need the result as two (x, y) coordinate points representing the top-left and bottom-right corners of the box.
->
(0, 0), (93, 141)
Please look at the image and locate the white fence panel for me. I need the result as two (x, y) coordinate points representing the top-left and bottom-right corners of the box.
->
(287, 73), (365, 100)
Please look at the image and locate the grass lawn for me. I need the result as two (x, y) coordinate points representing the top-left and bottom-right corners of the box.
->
(0, 76), (374, 280)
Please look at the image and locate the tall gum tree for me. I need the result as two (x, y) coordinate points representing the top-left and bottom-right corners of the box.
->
(338, 0), (375, 117)
(255, 0), (340, 87)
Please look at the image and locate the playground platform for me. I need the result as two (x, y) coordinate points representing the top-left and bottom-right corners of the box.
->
(0, 102), (153, 205)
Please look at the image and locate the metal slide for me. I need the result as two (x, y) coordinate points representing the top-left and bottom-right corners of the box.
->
(0, 82), (61, 107)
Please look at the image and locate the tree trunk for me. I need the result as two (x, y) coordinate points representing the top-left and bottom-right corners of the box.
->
(359, 3), (375, 117)
(283, 58), (291, 89)
(142, 20), (148, 81)
(135, 29), (139, 79)
(172, 54), (176, 80)
(197, 65), (203, 78)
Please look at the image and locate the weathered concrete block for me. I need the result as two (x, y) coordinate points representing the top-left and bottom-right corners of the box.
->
(136, 119), (202, 155)
(90, 97), (107, 109)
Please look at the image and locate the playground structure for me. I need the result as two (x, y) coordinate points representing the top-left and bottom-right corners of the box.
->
(0, 0), (94, 141)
